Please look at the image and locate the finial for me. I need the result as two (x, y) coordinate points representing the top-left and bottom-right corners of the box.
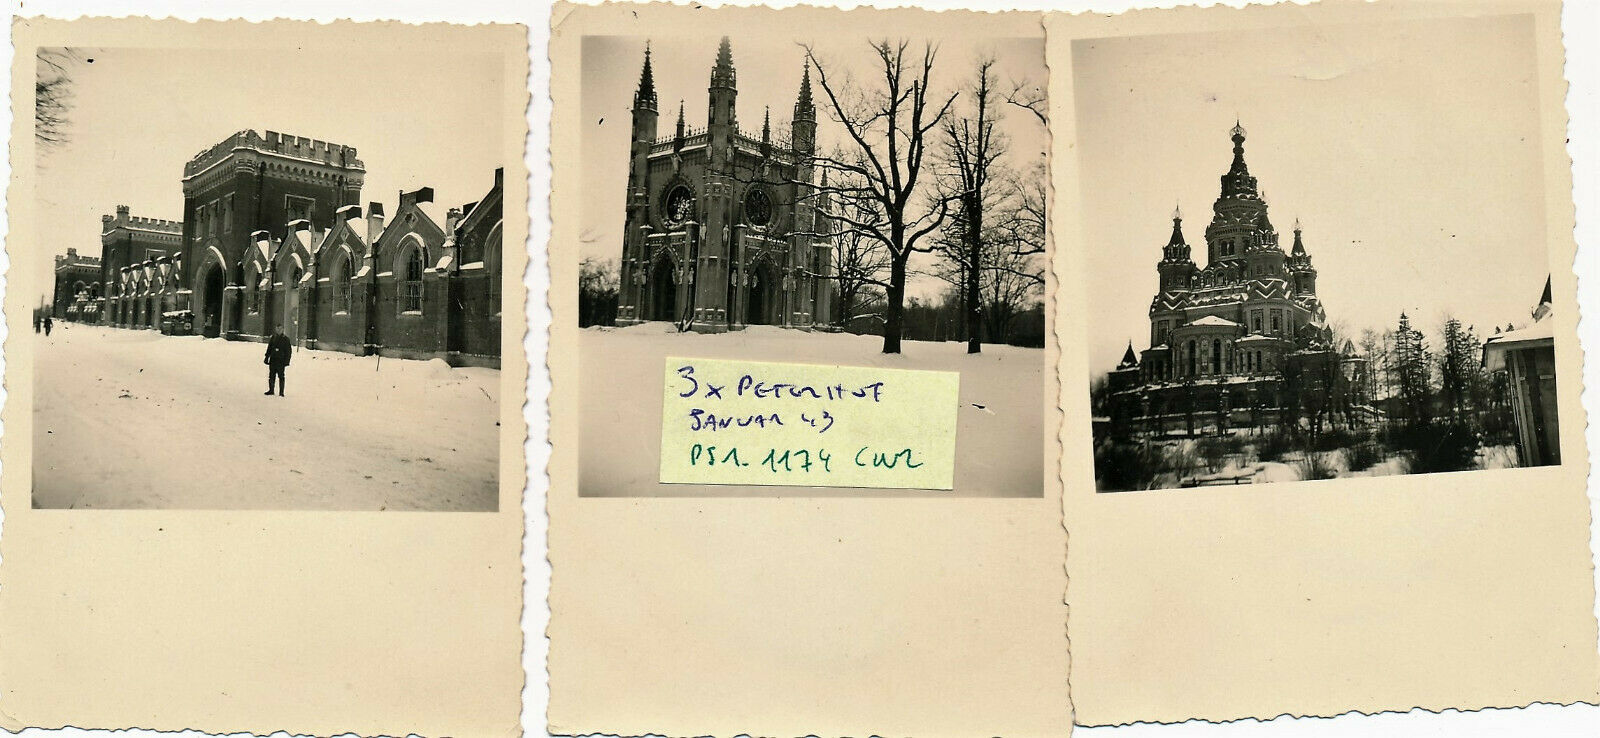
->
(1173, 201), (1182, 221)
(1294, 216), (1301, 232)
(1231, 118), (1245, 140)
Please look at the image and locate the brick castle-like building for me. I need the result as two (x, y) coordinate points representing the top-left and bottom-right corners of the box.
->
(58, 129), (503, 368)
(614, 38), (835, 331)
(1108, 123), (1364, 430)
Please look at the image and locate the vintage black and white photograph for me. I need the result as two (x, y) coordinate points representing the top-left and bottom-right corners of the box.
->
(1079, 13), (1565, 492)
(29, 40), (517, 511)
(574, 25), (1052, 497)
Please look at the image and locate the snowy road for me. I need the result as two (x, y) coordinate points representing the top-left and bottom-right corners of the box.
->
(32, 323), (501, 510)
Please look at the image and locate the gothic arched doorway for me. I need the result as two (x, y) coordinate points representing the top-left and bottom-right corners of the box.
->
(747, 265), (776, 326)
(200, 264), (225, 338)
(650, 259), (678, 322)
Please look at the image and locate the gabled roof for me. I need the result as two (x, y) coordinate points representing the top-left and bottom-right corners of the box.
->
(1188, 315), (1239, 327)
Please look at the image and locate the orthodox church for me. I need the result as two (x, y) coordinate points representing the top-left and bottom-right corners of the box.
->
(613, 38), (836, 331)
(1109, 123), (1358, 428)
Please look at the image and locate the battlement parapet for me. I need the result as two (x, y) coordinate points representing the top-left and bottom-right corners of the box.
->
(183, 129), (365, 179)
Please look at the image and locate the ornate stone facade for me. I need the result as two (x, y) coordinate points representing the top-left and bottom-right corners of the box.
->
(614, 38), (835, 331)
(1111, 123), (1362, 432)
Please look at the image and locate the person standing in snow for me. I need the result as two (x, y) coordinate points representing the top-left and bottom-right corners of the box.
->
(263, 328), (292, 397)
(43, 317), (52, 336)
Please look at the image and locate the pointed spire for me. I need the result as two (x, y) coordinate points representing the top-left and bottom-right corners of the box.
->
(1166, 206), (1187, 248)
(1119, 341), (1140, 369)
(793, 60), (817, 124)
(711, 36), (736, 89)
(1291, 218), (1307, 256)
(1172, 201), (1182, 221)
(674, 100), (685, 138)
(761, 107), (771, 143)
(1229, 119), (1249, 175)
(633, 42), (658, 111)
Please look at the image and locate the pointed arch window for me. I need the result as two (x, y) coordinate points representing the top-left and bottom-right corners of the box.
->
(329, 251), (353, 315)
(245, 264), (261, 314)
(399, 243), (425, 314)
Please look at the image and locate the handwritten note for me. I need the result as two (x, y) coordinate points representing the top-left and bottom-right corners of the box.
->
(659, 356), (960, 489)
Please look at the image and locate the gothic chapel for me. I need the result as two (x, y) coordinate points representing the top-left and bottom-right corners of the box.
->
(614, 38), (836, 331)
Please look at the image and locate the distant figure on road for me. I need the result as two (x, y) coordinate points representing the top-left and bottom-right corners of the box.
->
(33, 316), (40, 334)
(43, 317), (53, 336)
(263, 328), (292, 397)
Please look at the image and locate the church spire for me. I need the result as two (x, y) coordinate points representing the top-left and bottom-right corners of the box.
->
(674, 100), (686, 139)
(762, 107), (771, 143)
(633, 42), (657, 112)
(1167, 204), (1187, 247)
(1118, 341), (1140, 370)
(1229, 119), (1249, 175)
(1218, 120), (1261, 200)
(791, 60), (817, 153)
(795, 61), (815, 118)
(711, 36), (736, 89)
(1291, 217), (1306, 255)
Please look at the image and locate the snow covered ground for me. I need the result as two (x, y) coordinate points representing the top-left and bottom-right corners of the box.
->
(32, 323), (500, 510)
(579, 323), (1047, 497)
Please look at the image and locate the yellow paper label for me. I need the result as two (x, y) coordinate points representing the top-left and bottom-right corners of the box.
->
(659, 356), (961, 489)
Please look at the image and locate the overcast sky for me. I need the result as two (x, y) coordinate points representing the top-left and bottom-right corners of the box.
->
(34, 46), (505, 304)
(579, 33), (1048, 299)
(1074, 12), (1551, 377)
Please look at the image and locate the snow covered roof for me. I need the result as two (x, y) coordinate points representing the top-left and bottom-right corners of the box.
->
(1188, 315), (1239, 327)
(1483, 314), (1555, 369)
(1235, 333), (1282, 344)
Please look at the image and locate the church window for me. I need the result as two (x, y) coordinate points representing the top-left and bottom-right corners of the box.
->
(1187, 340), (1196, 377)
(329, 252), (352, 314)
(1251, 310), (1263, 333)
(222, 195), (233, 233)
(1211, 339), (1221, 374)
(1271, 311), (1282, 334)
(400, 246), (425, 313)
(1155, 320), (1169, 345)
(744, 189), (773, 227)
(663, 185), (695, 228)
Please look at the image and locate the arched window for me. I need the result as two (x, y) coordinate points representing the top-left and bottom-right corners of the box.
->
(400, 243), (425, 313)
(245, 264), (260, 314)
(329, 252), (352, 314)
(1186, 340), (1196, 377)
(485, 226), (502, 317)
(1211, 339), (1221, 374)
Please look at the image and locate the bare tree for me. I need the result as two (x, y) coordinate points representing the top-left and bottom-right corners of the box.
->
(804, 39), (959, 354)
(1003, 77), (1048, 127)
(36, 48), (80, 152)
(940, 56), (1004, 353)
(825, 197), (893, 329)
